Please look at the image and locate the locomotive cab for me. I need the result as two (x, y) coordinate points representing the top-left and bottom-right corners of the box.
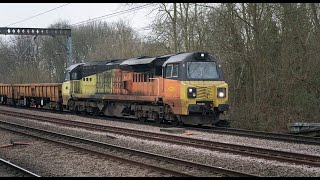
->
(162, 52), (229, 126)
(62, 63), (84, 108)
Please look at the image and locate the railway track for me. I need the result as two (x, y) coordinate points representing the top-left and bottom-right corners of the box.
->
(0, 109), (320, 168)
(0, 119), (255, 177)
(186, 125), (320, 146)
(0, 158), (40, 177)
(3, 105), (320, 146)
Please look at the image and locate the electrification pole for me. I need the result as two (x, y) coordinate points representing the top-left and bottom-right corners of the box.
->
(0, 27), (73, 67)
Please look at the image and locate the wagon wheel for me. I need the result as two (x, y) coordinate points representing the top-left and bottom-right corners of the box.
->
(58, 103), (63, 112)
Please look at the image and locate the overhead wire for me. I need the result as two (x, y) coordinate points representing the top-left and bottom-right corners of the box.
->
(71, 4), (151, 26)
(2, 3), (155, 59)
(7, 3), (71, 27)
(71, 3), (153, 27)
(5, 3), (153, 36)
(6, 3), (71, 27)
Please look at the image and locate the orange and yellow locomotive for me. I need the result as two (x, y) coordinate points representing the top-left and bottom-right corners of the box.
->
(62, 52), (229, 126)
(0, 52), (228, 126)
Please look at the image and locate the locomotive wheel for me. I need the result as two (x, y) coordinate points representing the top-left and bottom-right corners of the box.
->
(154, 118), (163, 124)
(73, 106), (80, 115)
(170, 117), (180, 126)
(92, 108), (100, 116)
(139, 117), (147, 123)
(81, 111), (87, 116)
(213, 120), (230, 127)
(153, 112), (162, 124)
(171, 120), (180, 126)
(169, 115), (180, 127)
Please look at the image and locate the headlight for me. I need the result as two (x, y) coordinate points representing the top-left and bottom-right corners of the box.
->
(217, 88), (226, 98)
(187, 87), (196, 98)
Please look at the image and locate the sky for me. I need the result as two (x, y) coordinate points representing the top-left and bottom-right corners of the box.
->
(0, 3), (156, 39)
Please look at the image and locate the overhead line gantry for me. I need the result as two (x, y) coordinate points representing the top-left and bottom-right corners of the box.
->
(0, 27), (73, 68)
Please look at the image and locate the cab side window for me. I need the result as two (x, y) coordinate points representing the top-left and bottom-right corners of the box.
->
(71, 72), (77, 80)
(172, 64), (178, 78)
(166, 65), (173, 78)
(166, 64), (178, 78)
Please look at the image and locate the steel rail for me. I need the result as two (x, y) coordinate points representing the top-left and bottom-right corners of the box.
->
(2, 105), (320, 146)
(0, 120), (255, 177)
(0, 109), (319, 168)
(0, 158), (40, 177)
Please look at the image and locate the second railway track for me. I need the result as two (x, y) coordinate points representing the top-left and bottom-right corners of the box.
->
(186, 125), (320, 146)
(4, 105), (320, 146)
(0, 109), (320, 168)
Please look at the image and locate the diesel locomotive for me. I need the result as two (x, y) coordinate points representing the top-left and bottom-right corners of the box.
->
(62, 52), (229, 126)
(0, 52), (229, 126)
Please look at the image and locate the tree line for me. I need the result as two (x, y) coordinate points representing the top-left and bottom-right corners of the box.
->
(0, 3), (319, 132)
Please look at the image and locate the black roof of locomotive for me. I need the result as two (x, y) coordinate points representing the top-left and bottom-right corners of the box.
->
(162, 52), (216, 67)
(83, 59), (125, 66)
(120, 57), (155, 66)
(79, 52), (215, 71)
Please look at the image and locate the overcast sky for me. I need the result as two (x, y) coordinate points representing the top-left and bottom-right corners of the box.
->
(0, 3), (156, 37)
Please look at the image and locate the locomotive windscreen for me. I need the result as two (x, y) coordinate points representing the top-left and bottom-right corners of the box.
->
(187, 62), (219, 79)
